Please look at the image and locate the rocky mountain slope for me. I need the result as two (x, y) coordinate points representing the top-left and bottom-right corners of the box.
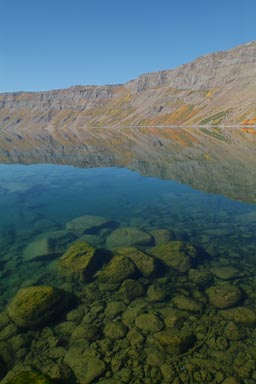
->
(0, 41), (256, 133)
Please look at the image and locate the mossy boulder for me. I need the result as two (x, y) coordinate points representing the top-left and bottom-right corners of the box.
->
(220, 307), (256, 326)
(118, 279), (145, 301)
(147, 284), (166, 302)
(116, 247), (157, 277)
(150, 229), (177, 245)
(154, 328), (195, 354)
(103, 322), (128, 339)
(3, 370), (54, 384)
(23, 230), (77, 261)
(105, 227), (153, 249)
(97, 255), (137, 283)
(206, 283), (242, 309)
(172, 295), (202, 312)
(210, 267), (244, 280)
(148, 241), (198, 273)
(188, 268), (213, 288)
(135, 313), (164, 333)
(58, 241), (102, 282)
(66, 215), (116, 236)
(7, 286), (75, 328)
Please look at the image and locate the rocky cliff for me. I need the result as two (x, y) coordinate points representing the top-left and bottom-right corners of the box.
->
(0, 42), (256, 132)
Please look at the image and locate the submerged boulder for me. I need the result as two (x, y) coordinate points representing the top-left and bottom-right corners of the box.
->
(3, 370), (54, 384)
(58, 241), (102, 282)
(206, 282), (242, 309)
(116, 247), (157, 277)
(66, 215), (116, 236)
(149, 241), (198, 273)
(23, 230), (77, 261)
(97, 255), (137, 283)
(220, 307), (256, 326)
(210, 267), (244, 280)
(106, 227), (153, 249)
(7, 286), (75, 328)
(154, 328), (195, 354)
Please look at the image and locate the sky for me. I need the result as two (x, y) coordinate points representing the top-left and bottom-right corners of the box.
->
(0, 0), (255, 92)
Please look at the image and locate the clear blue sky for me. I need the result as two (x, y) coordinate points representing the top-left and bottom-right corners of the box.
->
(0, 0), (255, 92)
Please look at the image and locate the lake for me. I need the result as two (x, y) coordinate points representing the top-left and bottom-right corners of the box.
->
(0, 159), (256, 383)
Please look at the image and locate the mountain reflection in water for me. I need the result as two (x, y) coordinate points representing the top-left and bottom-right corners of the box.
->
(0, 127), (255, 383)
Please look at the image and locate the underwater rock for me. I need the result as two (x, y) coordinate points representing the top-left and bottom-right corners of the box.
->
(147, 283), (166, 302)
(135, 313), (164, 333)
(159, 308), (187, 328)
(188, 268), (213, 288)
(150, 229), (177, 245)
(64, 348), (106, 384)
(127, 328), (145, 346)
(23, 230), (77, 261)
(172, 295), (203, 312)
(154, 328), (195, 354)
(58, 241), (101, 282)
(118, 279), (145, 301)
(2, 370), (55, 384)
(210, 267), (244, 280)
(224, 321), (245, 340)
(105, 301), (126, 319)
(103, 321), (128, 339)
(66, 215), (116, 236)
(148, 241), (198, 273)
(7, 286), (75, 328)
(70, 324), (100, 342)
(105, 227), (153, 249)
(206, 282), (242, 309)
(220, 307), (256, 326)
(116, 247), (157, 277)
(97, 255), (137, 283)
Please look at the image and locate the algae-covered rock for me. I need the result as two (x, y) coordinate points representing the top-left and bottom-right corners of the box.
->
(58, 241), (101, 282)
(66, 215), (116, 235)
(118, 279), (145, 301)
(147, 284), (166, 302)
(159, 308), (187, 328)
(148, 241), (198, 273)
(70, 324), (100, 342)
(210, 267), (244, 280)
(105, 227), (153, 249)
(116, 247), (157, 277)
(154, 328), (195, 354)
(23, 230), (77, 261)
(4, 370), (54, 384)
(64, 348), (106, 384)
(103, 322), (128, 339)
(97, 255), (137, 283)
(7, 286), (75, 328)
(150, 229), (177, 245)
(206, 283), (242, 309)
(188, 268), (213, 288)
(105, 301), (126, 319)
(220, 307), (256, 326)
(135, 313), (164, 333)
(172, 295), (202, 312)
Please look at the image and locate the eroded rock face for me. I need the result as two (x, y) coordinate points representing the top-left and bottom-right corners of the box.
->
(149, 241), (199, 273)
(58, 241), (102, 282)
(206, 283), (242, 309)
(105, 227), (153, 249)
(7, 286), (75, 328)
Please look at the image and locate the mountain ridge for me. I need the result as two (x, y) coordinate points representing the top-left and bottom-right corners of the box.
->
(0, 41), (256, 129)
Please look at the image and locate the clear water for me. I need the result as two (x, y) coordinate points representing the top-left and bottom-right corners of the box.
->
(1, 163), (256, 383)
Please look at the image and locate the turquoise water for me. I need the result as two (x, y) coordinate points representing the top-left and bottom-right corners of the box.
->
(1, 163), (256, 383)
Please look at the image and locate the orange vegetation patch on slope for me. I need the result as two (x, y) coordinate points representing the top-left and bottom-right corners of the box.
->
(241, 127), (256, 135)
(141, 105), (197, 126)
